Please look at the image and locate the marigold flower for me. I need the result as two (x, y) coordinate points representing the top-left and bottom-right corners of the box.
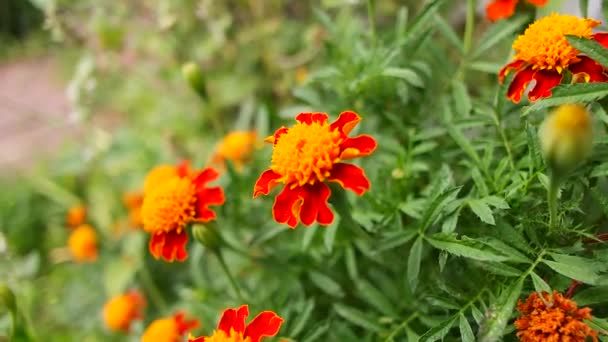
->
(143, 161), (191, 195)
(123, 191), (144, 228)
(486, 0), (548, 21)
(66, 205), (87, 228)
(141, 164), (225, 262)
(211, 131), (258, 171)
(68, 224), (98, 262)
(141, 312), (199, 342)
(103, 290), (145, 332)
(189, 305), (283, 342)
(253, 111), (377, 228)
(499, 13), (608, 103)
(515, 291), (598, 342)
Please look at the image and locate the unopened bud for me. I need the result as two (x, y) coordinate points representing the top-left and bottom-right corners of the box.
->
(539, 104), (593, 178)
(0, 284), (16, 313)
(192, 223), (220, 251)
(181, 62), (207, 100)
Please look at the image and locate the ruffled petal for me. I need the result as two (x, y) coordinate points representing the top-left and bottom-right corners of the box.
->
(528, 69), (562, 102)
(339, 135), (377, 159)
(194, 186), (225, 222)
(506, 67), (536, 103)
(264, 127), (289, 146)
(298, 183), (334, 226)
(295, 112), (329, 124)
(486, 0), (518, 21)
(188, 336), (205, 342)
(244, 311), (284, 342)
(176, 160), (191, 178)
(148, 229), (189, 262)
(218, 305), (249, 335)
(593, 33), (608, 49)
(569, 56), (608, 82)
(330, 111), (361, 135)
(272, 185), (300, 228)
(328, 163), (371, 195)
(174, 312), (200, 335)
(499, 60), (526, 83)
(525, 0), (548, 5)
(253, 169), (282, 198)
(192, 167), (220, 190)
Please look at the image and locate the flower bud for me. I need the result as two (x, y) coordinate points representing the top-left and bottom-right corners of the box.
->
(181, 62), (207, 100)
(191, 223), (221, 251)
(0, 283), (16, 314)
(539, 104), (593, 177)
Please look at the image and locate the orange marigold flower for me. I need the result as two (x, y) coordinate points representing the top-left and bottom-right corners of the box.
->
(66, 205), (87, 228)
(253, 111), (377, 228)
(500, 13), (608, 103)
(123, 191), (144, 228)
(211, 131), (258, 171)
(189, 305), (283, 342)
(143, 161), (191, 195)
(515, 291), (598, 342)
(486, 0), (548, 21)
(141, 312), (199, 342)
(68, 224), (98, 262)
(141, 164), (225, 262)
(103, 290), (145, 332)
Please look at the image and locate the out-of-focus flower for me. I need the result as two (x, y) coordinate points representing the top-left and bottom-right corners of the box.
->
(66, 205), (87, 228)
(486, 0), (548, 21)
(123, 191), (144, 228)
(515, 291), (597, 342)
(68, 224), (98, 262)
(141, 312), (199, 342)
(539, 104), (593, 175)
(254, 111), (377, 228)
(295, 66), (309, 85)
(211, 131), (258, 171)
(103, 290), (145, 332)
(141, 163), (224, 262)
(499, 14), (608, 103)
(188, 305), (283, 342)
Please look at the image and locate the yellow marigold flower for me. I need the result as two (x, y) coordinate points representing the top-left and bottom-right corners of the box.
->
(515, 291), (597, 342)
(103, 290), (145, 332)
(66, 205), (86, 228)
(68, 224), (98, 262)
(141, 312), (199, 342)
(500, 14), (608, 103)
(211, 131), (258, 171)
(123, 191), (144, 228)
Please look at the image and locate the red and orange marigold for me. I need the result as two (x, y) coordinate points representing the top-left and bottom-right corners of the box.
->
(500, 13), (608, 103)
(515, 291), (598, 342)
(189, 305), (283, 342)
(103, 290), (145, 332)
(486, 0), (548, 21)
(141, 161), (225, 262)
(253, 111), (377, 228)
(141, 312), (199, 342)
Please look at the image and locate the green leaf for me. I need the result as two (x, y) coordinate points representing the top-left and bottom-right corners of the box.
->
(567, 35), (608, 69)
(483, 196), (509, 209)
(408, 237), (424, 292)
(356, 279), (398, 316)
(459, 314), (475, 342)
(419, 313), (458, 342)
(333, 304), (383, 333)
(468, 199), (495, 225)
(543, 260), (599, 285)
(301, 225), (319, 251)
(419, 187), (461, 232)
(309, 271), (345, 298)
(301, 321), (330, 342)
(289, 299), (315, 337)
(524, 83), (608, 115)
(375, 229), (418, 253)
(472, 16), (529, 59)
(447, 123), (482, 168)
(586, 317), (608, 336)
(478, 279), (523, 342)
(405, 0), (446, 37)
(426, 233), (508, 262)
(382, 67), (424, 87)
(572, 286), (608, 306)
(323, 219), (339, 253)
(452, 80), (472, 116)
(530, 271), (552, 294)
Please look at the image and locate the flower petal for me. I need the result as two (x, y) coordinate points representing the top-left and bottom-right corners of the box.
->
(174, 312), (200, 335)
(264, 127), (289, 146)
(528, 69), (562, 102)
(244, 311), (284, 342)
(218, 305), (249, 335)
(525, 0), (548, 5)
(486, 0), (518, 21)
(298, 183), (334, 226)
(295, 112), (329, 124)
(499, 60), (526, 83)
(149, 229), (189, 262)
(593, 33), (608, 49)
(176, 160), (191, 178)
(194, 186), (225, 222)
(339, 135), (377, 159)
(253, 169), (282, 198)
(272, 185), (300, 228)
(506, 67), (536, 103)
(328, 163), (371, 195)
(192, 167), (220, 190)
(330, 111), (361, 135)
(569, 56), (608, 82)
(188, 336), (205, 342)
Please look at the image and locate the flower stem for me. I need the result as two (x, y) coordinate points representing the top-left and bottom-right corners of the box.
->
(215, 250), (245, 302)
(462, 0), (477, 56)
(548, 175), (560, 232)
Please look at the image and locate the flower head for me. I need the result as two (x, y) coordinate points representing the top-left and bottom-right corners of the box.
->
(253, 111), (377, 228)
(141, 164), (225, 262)
(141, 312), (199, 342)
(486, 0), (548, 21)
(103, 290), (145, 332)
(212, 131), (258, 170)
(68, 224), (98, 262)
(499, 14), (608, 103)
(189, 305), (283, 342)
(515, 291), (598, 342)
(66, 205), (87, 228)
(144, 161), (191, 195)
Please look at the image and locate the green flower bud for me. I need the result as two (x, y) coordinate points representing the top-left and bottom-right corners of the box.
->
(0, 283), (16, 314)
(539, 104), (593, 178)
(181, 62), (207, 100)
(192, 223), (221, 251)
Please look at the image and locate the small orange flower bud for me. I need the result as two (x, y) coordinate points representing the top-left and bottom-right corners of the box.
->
(68, 224), (98, 262)
(103, 290), (145, 332)
(141, 312), (198, 342)
(66, 205), (87, 228)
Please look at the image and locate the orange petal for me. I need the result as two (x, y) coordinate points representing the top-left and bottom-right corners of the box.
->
(527, 69), (562, 102)
(506, 67), (536, 103)
(330, 111), (361, 135)
(148, 230), (189, 262)
(253, 169), (282, 198)
(593, 33), (608, 49)
(265, 127), (289, 145)
(499, 60), (526, 83)
(339, 135), (377, 159)
(218, 305), (249, 335)
(486, 0), (518, 21)
(328, 163), (371, 195)
(525, 0), (548, 5)
(194, 186), (225, 222)
(295, 112), (329, 124)
(570, 56), (608, 82)
(272, 185), (300, 228)
(192, 167), (220, 190)
(244, 311), (284, 342)
(176, 160), (192, 178)
(174, 312), (200, 335)
(298, 183), (334, 226)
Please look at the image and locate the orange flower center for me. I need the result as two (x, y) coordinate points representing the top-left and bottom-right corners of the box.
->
(141, 177), (197, 234)
(512, 13), (600, 71)
(204, 329), (250, 342)
(271, 121), (342, 187)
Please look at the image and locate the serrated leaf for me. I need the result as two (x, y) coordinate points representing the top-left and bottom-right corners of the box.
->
(530, 272), (552, 294)
(524, 83), (608, 115)
(420, 187), (461, 231)
(478, 279), (523, 342)
(419, 313), (458, 342)
(567, 35), (608, 69)
(483, 196), (509, 209)
(333, 304), (383, 332)
(468, 199), (495, 225)
(375, 229), (418, 253)
(408, 237), (424, 292)
(544, 260), (599, 285)
(426, 233), (508, 262)
(459, 314), (475, 342)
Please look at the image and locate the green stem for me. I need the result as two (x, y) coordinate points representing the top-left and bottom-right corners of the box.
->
(215, 250), (245, 302)
(367, 0), (376, 43)
(548, 175), (560, 232)
(139, 267), (168, 312)
(462, 0), (476, 56)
